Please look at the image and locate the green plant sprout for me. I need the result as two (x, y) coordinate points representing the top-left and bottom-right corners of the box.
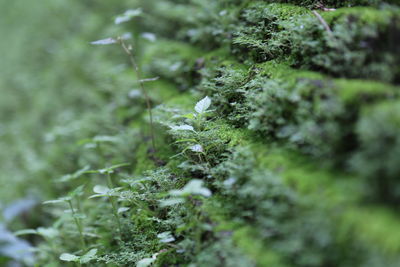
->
(43, 185), (87, 250)
(91, 8), (157, 153)
(85, 163), (130, 235)
(89, 185), (123, 235)
(59, 248), (97, 266)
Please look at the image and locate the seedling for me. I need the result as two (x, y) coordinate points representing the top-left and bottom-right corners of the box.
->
(169, 96), (213, 164)
(89, 185), (123, 235)
(43, 185), (87, 250)
(59, 248), (97, 266)
(91, 9), (157, 153)
(85, 163), (130, 235)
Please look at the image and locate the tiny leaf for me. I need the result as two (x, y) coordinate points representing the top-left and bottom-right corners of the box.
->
(170, 125), (194, 131)
(90, 38), (117, 45)
(14, 229), (37, 236)
(189, 144), (203, 153)
(195, 96), (211, 114)
(136, 253), (158, 267)
(139, 77), (159, 83)
(80, 249), (98, 264)
(115, 9), (142, 24)
(60, 253), (79, 262)
(118, 207), (130, 213)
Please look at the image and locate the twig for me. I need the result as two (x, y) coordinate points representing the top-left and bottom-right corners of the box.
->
(312, 10), (334, 38)
(119, 38), (156, 153)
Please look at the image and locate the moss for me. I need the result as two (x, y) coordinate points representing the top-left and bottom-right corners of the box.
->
(234, 2), (400, 82)
(191, 118), (400, 255)
(342, 207), (400, 255)
(334, 79), (398, 103)
(322, 6), (400, 26)
(213, 120), (253, 147)
(250, 142), (400, 256)
(233, 227), (288, 267)
(245, 2), (310, 17)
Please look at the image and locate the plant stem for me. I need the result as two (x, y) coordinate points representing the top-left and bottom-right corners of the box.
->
(119, 39), (156, 152)
(68, 200), (86, 250)
(107, 173), (122, 235)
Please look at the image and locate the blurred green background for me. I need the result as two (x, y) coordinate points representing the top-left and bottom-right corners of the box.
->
(0, 1), (131, 264)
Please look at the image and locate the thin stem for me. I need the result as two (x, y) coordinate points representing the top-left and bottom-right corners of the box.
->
(312, 11), (334, 38)
(68, 200), (86, 250)
(119, 39), (156, 152)
(107, 173), (122, 235)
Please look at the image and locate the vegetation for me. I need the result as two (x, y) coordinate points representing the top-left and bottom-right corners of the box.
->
(1, 0), (400, 266)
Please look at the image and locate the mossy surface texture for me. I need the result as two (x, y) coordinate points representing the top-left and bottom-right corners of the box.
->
(1, 0), (400, 266)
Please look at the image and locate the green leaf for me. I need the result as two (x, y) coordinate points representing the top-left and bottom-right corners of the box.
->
(93, 185), (109, 194)
(115, 9), (142, 24)
(14, 229), (37, 236)
(37, 227), (58, 239)
(189, 144), (203, 153)
(58, 165), (90, 183)
(43, 196), (71, 205)
(169, 179), (212, 197)
(118, 207), (130, 213)
(90, 38), (117, 45)
(195, 96), (211, 114)
(159, 198), (185, 207)
(59, 253), (79, 262)
(170, 125), (194, 131)
(80, 249), (97, 264)
(69, 185), (85, 198)
(157, 231), (175, 243)
(181, 113), (195, 120)
(136, 253), (158, 267)
(98, 163), (130, 174)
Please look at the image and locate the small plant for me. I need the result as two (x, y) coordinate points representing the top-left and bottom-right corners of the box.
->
(168, 96), (212, 162)
(86, 163), (130, 235)
(91, 8), (157, 153)
(59, 248), (97, 266)
(43, 185), (87, 250)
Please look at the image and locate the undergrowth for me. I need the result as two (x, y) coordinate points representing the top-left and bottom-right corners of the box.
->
(2, 0), (400, 266)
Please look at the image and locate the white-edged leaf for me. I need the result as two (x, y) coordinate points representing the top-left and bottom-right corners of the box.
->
(136, 253), (158, 267)
(90, 38), (117, 45)
(141, 32), (156, 42)
(139, 77), (159, 83)
(157, 231), (175, 243)
(43, 197), (71, 205)
(37, 227), (58, 239)
(195, 96), (211, 114)
(115, 9), (142, 24)
(121, 32), (132, 40)
(159, 198), (185, 207)
(189, 144), (203, 153)
(80, 249), (97, 264)
(118, 207), (130, 213)
(170, 179), (211, 197)
(14, 229), (37, 236)
(170, 125), (194, 131)
(60, 253), (79, 262)
(93, 185), (110, 194)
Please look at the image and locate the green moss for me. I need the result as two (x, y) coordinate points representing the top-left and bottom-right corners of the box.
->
(322, 6), (400, 26)
(233, 227), (288, 267)
(335, 79), (398, 103)
(246, 2), (309, 17)
(214, 121), (253, 147)
(342, 207), (400, 255)
(234, 2), (400, 82)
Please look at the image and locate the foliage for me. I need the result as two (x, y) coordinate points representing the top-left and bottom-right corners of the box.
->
(1, 0), (400, 266)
